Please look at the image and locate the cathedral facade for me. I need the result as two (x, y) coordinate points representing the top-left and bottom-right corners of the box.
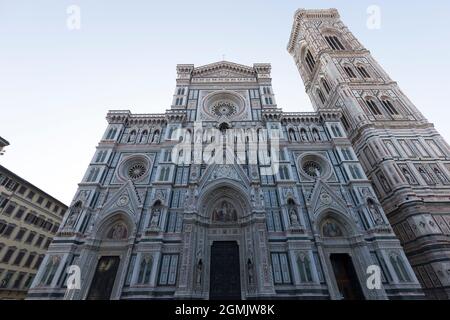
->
(27, 8), (449, 300)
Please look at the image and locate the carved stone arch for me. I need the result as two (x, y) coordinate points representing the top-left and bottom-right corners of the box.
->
(315, 208), (359, 238)
(198, 180), (251, 222)
(92, 211), (135, 241)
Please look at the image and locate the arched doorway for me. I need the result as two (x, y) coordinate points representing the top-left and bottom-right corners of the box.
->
(318, 215), (366, 300)
(194, 182), (253, 300)
(86, 215), (131, 300)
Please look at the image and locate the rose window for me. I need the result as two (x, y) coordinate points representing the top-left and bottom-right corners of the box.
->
(127, 162), (147, 180)
(211, 101), (237, 118)
(302, 161), (322, 177)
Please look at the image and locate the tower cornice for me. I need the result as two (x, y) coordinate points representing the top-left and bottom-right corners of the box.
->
(287, 8), (340, 53)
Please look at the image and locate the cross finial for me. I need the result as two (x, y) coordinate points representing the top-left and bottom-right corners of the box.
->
(222, 54), (226, 61)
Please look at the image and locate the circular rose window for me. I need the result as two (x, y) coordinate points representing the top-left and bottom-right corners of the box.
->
(302, 161), (322, 177)
(212, 101), (237, 118)
(299, 153), (331, 180)
(119, 156), (150, 182)
(128, 162), (147, 180)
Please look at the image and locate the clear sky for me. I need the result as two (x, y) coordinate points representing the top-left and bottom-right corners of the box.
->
(0, 0), (449, 205)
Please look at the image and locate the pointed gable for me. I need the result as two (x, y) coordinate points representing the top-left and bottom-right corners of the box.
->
(97, 180), (143, 225)
(308, 179), (348, 220)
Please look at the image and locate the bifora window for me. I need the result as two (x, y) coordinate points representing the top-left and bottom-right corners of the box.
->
(305, 50), (316, 72)
(325, 35), (345, 50)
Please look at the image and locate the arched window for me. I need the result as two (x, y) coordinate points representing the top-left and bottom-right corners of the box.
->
(365, 99), (382, 116)
(321, 78), (332, 94)
(390, 254), (411, 282)
(159, 167), (170, 181)
(331, 124), (343, 138)
(357, 65), (370, 78)
(349, 165), (363, 180)
(317, 89), (326, 105)
(40, 256), (61, 286)
(343, 66), (357, 78)
(279, 166), (290, 180)
(106, 128), (117, 140)
(325, 35), (345, 50)
(297, 254), (313, 283)
(381, 99), (399, 116)
(138, 256), (153, 284)
(305, 50), (316, 73)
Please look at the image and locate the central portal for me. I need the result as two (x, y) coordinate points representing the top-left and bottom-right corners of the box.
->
(330, 253), (365, 300)
(209, 241), (241, 300)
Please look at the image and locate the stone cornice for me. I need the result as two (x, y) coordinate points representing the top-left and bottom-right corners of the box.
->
(192, 61), (256, 77)
(287, 8), (340, 53)
(106, 110), (167, 125)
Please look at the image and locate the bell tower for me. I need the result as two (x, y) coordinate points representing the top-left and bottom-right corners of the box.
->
(288, 8), (450, 299)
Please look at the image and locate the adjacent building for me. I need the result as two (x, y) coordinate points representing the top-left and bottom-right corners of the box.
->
(0, 165), (67, 299)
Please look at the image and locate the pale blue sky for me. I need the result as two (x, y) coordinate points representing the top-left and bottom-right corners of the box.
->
(0, 0), (449, 204)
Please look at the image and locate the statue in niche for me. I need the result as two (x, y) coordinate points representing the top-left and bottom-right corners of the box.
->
(108, 223), (128, 240)
(402, 168), (416, 185)
(313, 129), (321, 141)
(149, 207), (161, 230)
(247, 259), (255, 285)
(322, 220), (343, 237)
(152, 131), (160, 144)
(300, 129), (308, 141)
(289, 208), (300, 227)
(212, 200), (237, 222)
(289, 130), (296, 142)
(195, 259), (203, 286)
(128, 131), (136, 142)
(367, 199), (384, 225)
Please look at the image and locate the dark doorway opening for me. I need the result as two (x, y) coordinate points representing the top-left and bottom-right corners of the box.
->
(330, 253), (365, 300)
(87, 256), (120, 300)
(209, 241), (241, 300)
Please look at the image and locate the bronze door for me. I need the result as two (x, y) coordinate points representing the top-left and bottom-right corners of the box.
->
(87, 256), (120, 300)
(209, 241), (241, 300)
(330, 253), (365, 300)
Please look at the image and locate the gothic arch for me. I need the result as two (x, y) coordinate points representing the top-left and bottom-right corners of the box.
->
(198, 180), (251, 221)
(319, 27), (350, 49)
(315, 208), (359, 238)
(92, 211), (135, 241)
